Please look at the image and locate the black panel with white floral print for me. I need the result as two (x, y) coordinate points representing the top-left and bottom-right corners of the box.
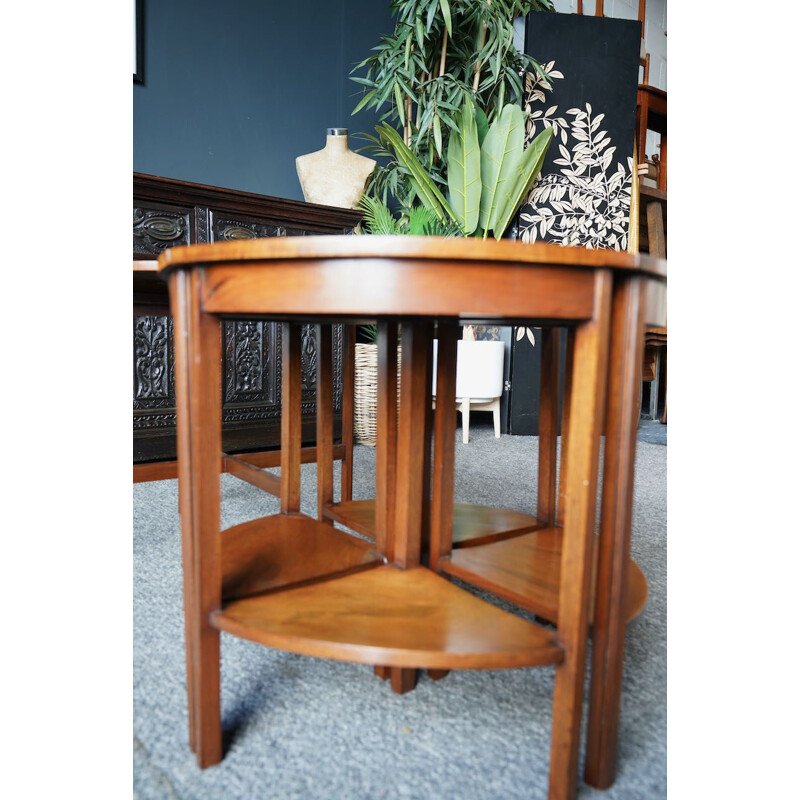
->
(518, 12), (641, 251)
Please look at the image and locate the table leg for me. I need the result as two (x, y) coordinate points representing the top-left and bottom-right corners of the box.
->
(538, 327), (561, 524)
(281, 323), (302, 514)
(556, 329), (575, 527)
(429, 320), (458, 573)
(340, 324), (356, 503)
(583, 275), (646, 789)
(374, 323), (402, 685)
(375, 322), (399, 557)
(170, 269), (223, 768)
(388, 321), (433, 694)
(316, 325), (334, 523)
(548, 271), (612, 800)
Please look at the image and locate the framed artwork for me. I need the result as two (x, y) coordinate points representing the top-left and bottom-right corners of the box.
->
(134, 0), (143, 84)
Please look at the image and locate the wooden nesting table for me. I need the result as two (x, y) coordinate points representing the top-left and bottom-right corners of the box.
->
(158, 236), (666, 800)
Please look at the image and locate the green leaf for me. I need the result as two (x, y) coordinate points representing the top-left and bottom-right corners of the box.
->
(433, 114), (443, 158)
(492, 125), (554, 240)
(479, 103), (525, 235)
(351, 89), (376, 116)
(474, 105), (489, 146)
(415, 12), (425, 50)
(394, 81), (405, 127)
(439, 0), (452, 36)
(446, 99), (481, 235)
(359, 194), (402, 235)
(377, 123), (457, 225)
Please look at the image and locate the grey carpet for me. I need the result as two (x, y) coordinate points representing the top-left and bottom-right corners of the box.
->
(133, 422), (666, 799)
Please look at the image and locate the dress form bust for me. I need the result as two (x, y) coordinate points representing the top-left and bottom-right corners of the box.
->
(296, 128), (376, 210)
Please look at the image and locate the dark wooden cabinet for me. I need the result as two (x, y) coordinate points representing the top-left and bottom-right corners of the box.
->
(133, 173), (361, 463)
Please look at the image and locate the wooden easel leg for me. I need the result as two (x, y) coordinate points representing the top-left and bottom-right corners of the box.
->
(548, 272), (612, 800)
(170, 269), (223, 768)
(583, 276), (646, 789)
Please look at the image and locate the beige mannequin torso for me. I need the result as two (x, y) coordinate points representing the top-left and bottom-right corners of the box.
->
(296, 130), (376, 210)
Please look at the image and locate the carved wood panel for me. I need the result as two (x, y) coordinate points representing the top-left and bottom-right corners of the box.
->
(133, 204), (191, 255)
(133, 175), (358, 462)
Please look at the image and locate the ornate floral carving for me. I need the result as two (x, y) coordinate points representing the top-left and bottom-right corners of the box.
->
(224, 321), (276, 404)
(134, 316), (173, 403)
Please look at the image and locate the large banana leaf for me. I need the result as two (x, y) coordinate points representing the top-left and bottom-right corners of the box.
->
(492, 125), (554, 240)
(446, 99), (481, 235)
(478, 104), (525, 236)
(377, 123), (456, 224)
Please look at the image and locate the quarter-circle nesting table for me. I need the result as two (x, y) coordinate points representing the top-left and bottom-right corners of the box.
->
(158, 235), (666, 800)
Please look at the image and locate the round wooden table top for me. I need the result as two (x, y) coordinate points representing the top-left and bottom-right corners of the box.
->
(158, 234), (667, 278)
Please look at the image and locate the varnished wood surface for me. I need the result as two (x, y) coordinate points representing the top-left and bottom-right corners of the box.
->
(213, 565), (565, 670)
(440, 527), (648, 626)
(280, 324), (302, 514)
(537, 328), (561, 524)
(548, 271), (612, 800)
(200, 260), (597, 323)
(163, 237), (666, 793)
(429, 321), (458, 571)
(158, 235), (666, 278)
(220, 513), (383, 601)
(170, 269), (224, 767)
(323, 499), (547, 548)
(133, 444), (346, 484)
(584, 275), (648, 789)
(224, 454), (282, 497)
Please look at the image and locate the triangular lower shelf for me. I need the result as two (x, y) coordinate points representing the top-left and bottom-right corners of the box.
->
(439, 527), (648, 626)
(221, 513), (384, 601)
(212, 565), (564, 670)
(322, 499), (544, 547)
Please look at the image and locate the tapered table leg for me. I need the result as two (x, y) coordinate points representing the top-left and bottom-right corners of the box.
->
(548, 271), (612, 800)
(170, 269), (223, 768)
(583, 275), (647, 789)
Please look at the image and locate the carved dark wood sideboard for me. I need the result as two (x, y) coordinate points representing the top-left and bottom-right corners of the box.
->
(133, 173), (361, 465)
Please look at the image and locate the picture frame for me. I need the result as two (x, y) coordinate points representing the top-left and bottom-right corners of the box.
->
(134, 0), (143, 84)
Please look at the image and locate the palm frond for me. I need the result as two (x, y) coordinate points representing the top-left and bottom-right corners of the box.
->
(358, 194), (403, 235)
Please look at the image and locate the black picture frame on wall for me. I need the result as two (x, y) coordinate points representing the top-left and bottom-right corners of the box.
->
(133, 0), (143, 84)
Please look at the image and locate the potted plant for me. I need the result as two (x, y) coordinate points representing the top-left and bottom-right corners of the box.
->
(349, 1), (556, 442)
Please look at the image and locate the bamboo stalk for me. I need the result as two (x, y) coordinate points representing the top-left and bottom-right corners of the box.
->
(439, 29), (448, 76)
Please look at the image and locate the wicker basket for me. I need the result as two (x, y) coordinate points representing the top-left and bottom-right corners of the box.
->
(353, 343), (402, 446)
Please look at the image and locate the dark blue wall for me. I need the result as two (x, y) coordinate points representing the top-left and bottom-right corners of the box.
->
(133, 0), (393, 200)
